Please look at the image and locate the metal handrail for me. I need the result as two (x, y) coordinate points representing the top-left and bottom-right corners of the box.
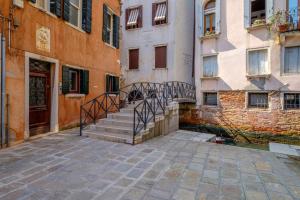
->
(79, 81), (196, 143)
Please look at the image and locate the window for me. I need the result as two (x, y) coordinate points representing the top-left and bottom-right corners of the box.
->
(129, 49), (139, 70)
(203, 92), (218, 106)
(248, 49), (268, 76)
(287, 0), (300, 30)
(248, 93), (268, 108)
(103, 5), (120, 48)
(250, 0), (266, 25)
(284, 46), (300, 74)
(69, 0), (82, 27)
(125, 6), (143, 30)
(155, 46), (167, 69)
(35, 0), (57, 14)
(69, 69), (79, 93)
(284, 93), (300, 109)
(152, 1), (168, 25)
(106, 75), (119, 93)
(204, 0), (216, 35)
(203, 56), (218, 77)
(62, 66), (89, 95)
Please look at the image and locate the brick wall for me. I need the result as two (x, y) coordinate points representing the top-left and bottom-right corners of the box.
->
(180, 91), (300, 136)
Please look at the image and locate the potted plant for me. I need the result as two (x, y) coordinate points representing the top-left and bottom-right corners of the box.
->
(252, 19), (266, 27)
(268, 10), (290, 33)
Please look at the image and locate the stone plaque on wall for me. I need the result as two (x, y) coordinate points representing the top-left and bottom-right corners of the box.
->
(36, 26), (50, 52)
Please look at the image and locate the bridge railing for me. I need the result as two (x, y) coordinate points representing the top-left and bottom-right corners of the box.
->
(80, 81), (196, 141)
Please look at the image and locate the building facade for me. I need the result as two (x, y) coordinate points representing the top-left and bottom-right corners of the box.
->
(0, 0), (120, 146)
(120, 0), (195, 85)
(192, 0), (300, 135)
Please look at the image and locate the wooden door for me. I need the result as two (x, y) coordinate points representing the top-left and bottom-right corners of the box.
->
(29, 59), (51, 136)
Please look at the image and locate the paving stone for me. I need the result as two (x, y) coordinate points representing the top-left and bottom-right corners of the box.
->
(265, 182), (289, 194)
(66, 190), (96, 200)
(115, 178), (134, 187)
(148, 188), (173, 200)
(144, 169), (161, 179)
(120, 187), (147, 200)
(87, 180), (110, 193)
(127, 168), (145, 179)
(245, 191), (268, 200)
(268, 192), (294, 200)
(180, 170), (201, 190)
(288, 185), (300, 198)
(114, 163), (134, 173)
(173, 188), (195, 200)
(96, 187), (123, 200)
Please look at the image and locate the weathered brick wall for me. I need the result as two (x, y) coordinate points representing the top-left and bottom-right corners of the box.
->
(180, 91), (300, 136)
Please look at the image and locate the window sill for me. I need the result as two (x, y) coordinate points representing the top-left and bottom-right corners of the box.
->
(247, 107), (270, 112)
(247, 24), (267, 32)
(64, 22), (85, 33)
(200, 76), (220, 80)
(153, 68), (168, 70)
(126, 68), (140, 72)
(200, 33), (220, 41)
(153, 23), (169, 27)
(65, 94), (86, 98)
(29, 2), (58, 19)
(104, 42), (117, 50)
(126, 27), (142, 31)
(246, 74), (271, 79)
(281, 72), (300, 76)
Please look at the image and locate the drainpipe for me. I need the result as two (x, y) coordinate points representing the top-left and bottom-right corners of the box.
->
(0, 17), (6, 148)
(192, 0), (196, 80)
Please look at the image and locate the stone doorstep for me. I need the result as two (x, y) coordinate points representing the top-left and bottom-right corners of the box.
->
(269, 143), (300, 157)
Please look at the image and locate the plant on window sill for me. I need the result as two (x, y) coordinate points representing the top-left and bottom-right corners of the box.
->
(268, 10), (291, 34)
(204, 31), (216, 36)
(251, 19), (266, 27)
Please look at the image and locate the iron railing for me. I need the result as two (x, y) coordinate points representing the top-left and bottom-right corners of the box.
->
(283, 7), (300, 32)
(79, 81), (196, 143)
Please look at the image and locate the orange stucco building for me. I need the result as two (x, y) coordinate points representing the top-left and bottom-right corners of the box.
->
(0, 0), (120, 145)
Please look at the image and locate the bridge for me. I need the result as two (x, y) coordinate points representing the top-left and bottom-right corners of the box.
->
(80, 82), (196, 145)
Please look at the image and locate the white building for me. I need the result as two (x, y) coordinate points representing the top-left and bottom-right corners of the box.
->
(193, 0), (300, 135)
(120, 0), (195, 85)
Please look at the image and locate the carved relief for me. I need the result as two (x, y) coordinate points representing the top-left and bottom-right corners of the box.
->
(36, 25), (51, 52)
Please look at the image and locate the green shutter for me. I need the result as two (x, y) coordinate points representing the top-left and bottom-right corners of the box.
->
(82, 0), (92, 33)
(113, 15), (120, 48)
(50, 0), (62, 17)
(63, 0), (70, 21)
(114, 77), (120, 92)
(29, 0), (36, 3)
(62, 66), (70, 94)
(80, 70), (89, 95)
(102, 4), (109, 43)
(106, 75), (110, 92)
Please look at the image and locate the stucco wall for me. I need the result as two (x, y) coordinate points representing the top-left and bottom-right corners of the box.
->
(0, 0), (120, 143)
(195, 0), (300, 105)
(120, 0), (194, 85)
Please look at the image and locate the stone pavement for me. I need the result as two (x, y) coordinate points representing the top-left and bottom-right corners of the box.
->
(0, 129), (300, 200)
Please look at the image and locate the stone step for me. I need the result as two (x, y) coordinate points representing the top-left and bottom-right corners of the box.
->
(82, 130), (133, 144)
(92, 124), (134, 135)
(120, 108), (164, 115)
(97, 118), (135, 127)
(107, 113), (134, 121)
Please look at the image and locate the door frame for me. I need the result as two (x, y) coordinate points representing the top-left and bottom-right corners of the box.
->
(24, 52), (59, 139)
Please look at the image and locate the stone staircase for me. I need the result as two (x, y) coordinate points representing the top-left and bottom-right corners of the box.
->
(82, 102), (179, 145)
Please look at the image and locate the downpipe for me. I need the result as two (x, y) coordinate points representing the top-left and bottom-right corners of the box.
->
(1, 32), (6, 148)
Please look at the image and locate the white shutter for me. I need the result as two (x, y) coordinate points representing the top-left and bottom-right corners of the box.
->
(197, 2), (203, 37)
(266, 0), (274, 22)
(215, 0), (221, 34)
(258, 50), (268, 75)
(203, 56), (217, 77)
(244, 0), (250, 28)
(249, 51), (257, 75)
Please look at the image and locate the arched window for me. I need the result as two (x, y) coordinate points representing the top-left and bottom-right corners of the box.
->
(204, 0), (216, 35)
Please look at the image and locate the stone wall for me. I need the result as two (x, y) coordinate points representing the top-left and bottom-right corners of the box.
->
(180, 91), (300, 136)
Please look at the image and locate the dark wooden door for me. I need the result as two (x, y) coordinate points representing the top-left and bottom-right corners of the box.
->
(29, 59), (51, 136)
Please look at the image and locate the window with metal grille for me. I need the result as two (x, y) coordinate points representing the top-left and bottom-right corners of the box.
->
(248, 93), (269, 108)
(284, 93), (300, 109)
(152, 1), (168, 25)
(126, 6), (143, 30)
(203, 92), (218, 106)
